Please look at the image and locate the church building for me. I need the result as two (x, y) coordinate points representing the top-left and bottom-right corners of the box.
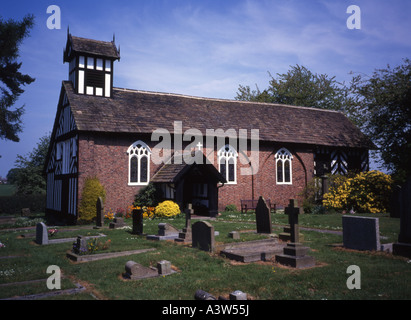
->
(45, 34), (374, 224)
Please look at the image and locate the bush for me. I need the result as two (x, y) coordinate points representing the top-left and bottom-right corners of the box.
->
(154, 200), (181, 218)
(0, 194), (46, 214)
(323, 170), (393, 213)
(224, 204), (238, 212)
(78, 177), (106, 223)
(134, 183), (160, 208)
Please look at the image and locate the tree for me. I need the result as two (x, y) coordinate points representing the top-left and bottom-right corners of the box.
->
(11, 133), (50, 195)
(236, 65), (350, 115)
(349, 59), (411, 183)
(0, 14), (35, 142)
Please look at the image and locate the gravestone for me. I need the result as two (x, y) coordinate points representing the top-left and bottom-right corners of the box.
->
(109, 217), (126, 229)
(229, 290), (247, 300)
(73, 235), (88, 254)
(146, 223), (180, 241)
(342, 216), (380, 251)
(279, 199), (303, 242)
(124, 260), (174, 279)
(175, 204), (194, 243)
(96, 197), (104, 228)
(276, 199), (315, 268)
(157, 260), (172, 275)
(229, 231), (240, 240)
(125, 261), (159, 280)
(132, 209), (144, 235)
(255, 196), (272, 234)
(393, 176), (411, 258)
(21, 208), (31, 217)
(192, 221), (215, 252)
(35, 222), (48, 245)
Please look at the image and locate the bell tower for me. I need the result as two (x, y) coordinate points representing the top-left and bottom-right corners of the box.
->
(63, 31), (120, 97)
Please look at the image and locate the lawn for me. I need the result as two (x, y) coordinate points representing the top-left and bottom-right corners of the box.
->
(0, 210), (410, 302)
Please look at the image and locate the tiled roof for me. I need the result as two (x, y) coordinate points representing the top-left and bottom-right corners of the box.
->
(63, 81), (374, 149)
(64, 35), (120, 61)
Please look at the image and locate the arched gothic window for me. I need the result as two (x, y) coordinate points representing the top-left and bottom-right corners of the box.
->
(275, 148), (293, 184)
(127, 141), (151, 185)
(218, 145), (238, 184)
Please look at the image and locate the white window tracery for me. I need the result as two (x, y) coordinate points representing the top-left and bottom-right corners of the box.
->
(127, 141), (151, 185)
(218, 144), (238, 184)
(275, 148), (293, 184)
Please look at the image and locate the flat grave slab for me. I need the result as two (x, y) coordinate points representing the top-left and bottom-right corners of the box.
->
(66, 248), (156, 262)
(220, 238), (286, 263)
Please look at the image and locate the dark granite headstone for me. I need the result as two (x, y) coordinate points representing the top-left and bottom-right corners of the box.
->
(96, 197), (104, 227)
(342, 216), (380, 251)
(255, 196), (272, 234)
(132, 209), (143, 235)
(393, 177), (411, 258)
(192, 221), (215, 252)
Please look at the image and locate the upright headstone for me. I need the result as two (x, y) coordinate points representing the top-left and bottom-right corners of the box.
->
(74, 235), (88, 254)
(276, 199), (315, 268)
(192, 221), (215, 252)
(35, 222), (48, 245)
(342, 216), (380, 251)
(393, 176), (411, 258)
(132, 209), (144, 235)
(96, 197), (104, 228)
(255, 196), (272, 234)
(175, 204), (194, 243)
(285, 199), (302, 243)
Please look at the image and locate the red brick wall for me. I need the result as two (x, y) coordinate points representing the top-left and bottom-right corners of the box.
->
(77, 133), (315, 215)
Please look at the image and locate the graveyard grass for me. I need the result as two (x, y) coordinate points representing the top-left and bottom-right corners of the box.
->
(0, 211), (410, 300)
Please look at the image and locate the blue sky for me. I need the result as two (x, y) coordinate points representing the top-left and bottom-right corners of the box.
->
(1, 0), (410, 178)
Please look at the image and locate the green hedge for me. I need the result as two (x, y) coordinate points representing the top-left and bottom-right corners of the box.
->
(0, 194), (46, 214)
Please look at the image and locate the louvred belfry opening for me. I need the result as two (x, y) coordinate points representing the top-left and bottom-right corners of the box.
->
(63, 31), (120, 97)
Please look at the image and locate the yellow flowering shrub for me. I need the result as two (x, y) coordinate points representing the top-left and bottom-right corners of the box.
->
(323, 170), (393, 213)
(78, 177), (106, 223)
(155, 200), (181, 218)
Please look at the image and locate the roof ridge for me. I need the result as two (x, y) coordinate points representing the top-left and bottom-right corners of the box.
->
(113, 86), (342, 114)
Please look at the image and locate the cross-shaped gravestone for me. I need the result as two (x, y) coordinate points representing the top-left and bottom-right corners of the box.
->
(284, 199), (302, 243)
(96, 197), (104, 228)
(185, 203), (193, 228)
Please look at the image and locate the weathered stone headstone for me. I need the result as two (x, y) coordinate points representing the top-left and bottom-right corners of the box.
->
(74, 235), (88, 254)
(96, 197), (104, 228)
(276, 199), (315, 268)
(255, 196), (272, 234)
(132, 209), (143, 235)
(158, 223), (179, 236)
(393, 176), (411, 258)
(342, 216), (381, 251)
(157, 260), (172, 275)
(21, 208), (31, 217)
(109, 217), (126, 229)
(279, 199), (303, 242)
(124, 261), (158, 280)
(230, 290), (247, 300)
(35, 222), (48, 245)
(147, 223), (180, 241)
(175, 204), (194, 243)
(229, 231), (240, 240)
(192, 221), (215, 252)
